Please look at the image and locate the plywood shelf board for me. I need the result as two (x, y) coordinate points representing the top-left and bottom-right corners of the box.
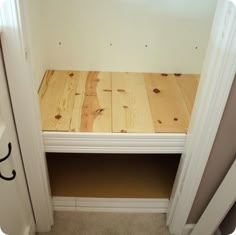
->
(47, 153), (180, 198)
(39, 71), (199, 133)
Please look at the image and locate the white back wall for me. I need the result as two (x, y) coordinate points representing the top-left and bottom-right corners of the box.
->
(41, 0), (217, 74)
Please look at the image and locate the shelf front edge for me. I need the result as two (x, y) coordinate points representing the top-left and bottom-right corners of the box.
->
(42, 132), (186, 153)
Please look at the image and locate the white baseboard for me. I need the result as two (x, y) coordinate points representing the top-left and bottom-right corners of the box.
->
(182, 224), (195, 235)
(53, 197), (169, 213)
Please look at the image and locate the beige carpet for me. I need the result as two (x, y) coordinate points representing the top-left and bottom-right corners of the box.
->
(38, 211), (172, 235)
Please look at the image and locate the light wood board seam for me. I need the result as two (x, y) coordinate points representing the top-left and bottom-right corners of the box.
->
(174, 76), (191, 118)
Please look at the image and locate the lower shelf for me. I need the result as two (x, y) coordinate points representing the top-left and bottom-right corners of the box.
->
(47, 153), (180, 198)
(53, 197), (169, 213)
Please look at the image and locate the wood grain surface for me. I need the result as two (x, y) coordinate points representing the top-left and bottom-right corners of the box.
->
(145, 73), (191, 133)
(175, 74), (199, 114)
(39, 71), (199, 133)
(112, 72), (154, 133)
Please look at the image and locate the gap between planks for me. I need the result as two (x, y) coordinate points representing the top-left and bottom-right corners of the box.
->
(39, 71), (199, 133)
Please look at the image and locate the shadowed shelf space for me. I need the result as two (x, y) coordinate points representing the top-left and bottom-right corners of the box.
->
(47, 153), (180, 198)
(39, 71), (199, 134)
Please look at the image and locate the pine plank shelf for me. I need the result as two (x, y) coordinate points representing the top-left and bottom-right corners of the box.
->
(39, 70), (199, 153)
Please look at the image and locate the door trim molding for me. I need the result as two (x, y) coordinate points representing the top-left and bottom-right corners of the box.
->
(167, 0), (236, 234)
(182, 224), (195, 235)
(191, 159), (236, 235)
(0, 0), (53, 232)
(23, 217), (36, 235)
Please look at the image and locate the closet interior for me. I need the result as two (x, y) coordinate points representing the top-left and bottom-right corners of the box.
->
(26, 0), (217, 210)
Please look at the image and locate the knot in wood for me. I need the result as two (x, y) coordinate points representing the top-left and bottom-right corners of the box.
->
(55, 114), (62, 120)
(161, 73), (168, 76)
(95, 108), (104, 114)
(153, 88), (161, 94)
(117, 89), (125, 92)
(174, 73), (182, 77)
(120, 129), (127, 133)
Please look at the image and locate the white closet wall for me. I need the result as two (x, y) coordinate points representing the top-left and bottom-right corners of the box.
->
(28, 0), (217, 88)
(26, 0), (47, 89)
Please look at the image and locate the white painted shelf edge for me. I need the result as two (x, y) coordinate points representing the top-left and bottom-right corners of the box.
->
(53, 197), (169, 213)
(42, 132), (186, 153)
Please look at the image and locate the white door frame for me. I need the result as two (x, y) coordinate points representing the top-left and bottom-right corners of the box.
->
(167, 0), (236, 234)
(191, 158), (236, 235)
(1, 0), (235, 233)
(0, 0), (53, 232)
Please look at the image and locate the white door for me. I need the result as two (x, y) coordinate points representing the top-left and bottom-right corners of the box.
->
(0, 43), (35, 234)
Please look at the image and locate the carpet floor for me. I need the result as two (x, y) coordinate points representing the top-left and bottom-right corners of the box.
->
(38, 211), (172, 235)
